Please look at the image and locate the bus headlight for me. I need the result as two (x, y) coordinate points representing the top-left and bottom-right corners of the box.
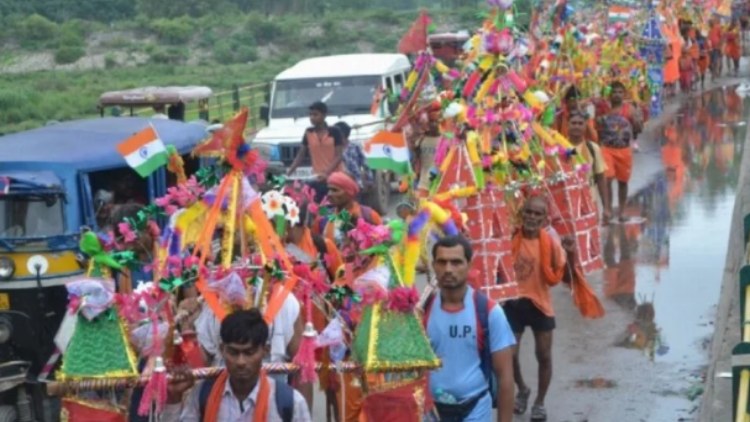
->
(0, 258), (14, 280)
(0, 318), (11, 344)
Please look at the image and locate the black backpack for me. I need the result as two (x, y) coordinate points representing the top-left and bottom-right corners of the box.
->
(198, 375), (294, 422)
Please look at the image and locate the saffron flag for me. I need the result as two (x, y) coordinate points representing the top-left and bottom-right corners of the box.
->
(363, 131), (411, 175)
(116, 126), (168, 178)
(398, 10), (431, 54)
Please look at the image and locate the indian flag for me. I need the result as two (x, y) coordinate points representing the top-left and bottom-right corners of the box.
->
(116, 126), (168, 177)
(363, 131), (411, 175)
(608, 5), (633, 23)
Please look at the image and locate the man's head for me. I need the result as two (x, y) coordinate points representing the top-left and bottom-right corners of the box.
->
(564, 86), (582, 111)
(309, 101), (328, 127)
(609, 81), (627, 106)
(432, 235), (473, 291)
(153, 104), (166, 114)
(327, 172), (359, 209)
(566, 110), (588, 144)
(333, 121), (351, 142)
(521, 195), (549, 237)
(220, 309), (269, 383)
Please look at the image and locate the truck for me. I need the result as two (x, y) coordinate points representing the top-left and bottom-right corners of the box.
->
(251, 53), (412, 213)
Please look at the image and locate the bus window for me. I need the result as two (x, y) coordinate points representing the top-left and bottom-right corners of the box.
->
(88, 167), (148, 229)
(393, 73), (404, 92)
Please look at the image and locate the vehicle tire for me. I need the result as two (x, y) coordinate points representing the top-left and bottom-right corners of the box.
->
(363, 170), (391, 215)
(0, 406), (17, 422)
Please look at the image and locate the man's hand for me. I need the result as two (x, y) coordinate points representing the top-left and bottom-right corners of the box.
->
(561, 236), (577, 256)
(316, 173), (327, 182)
(166, 366), (195, 404)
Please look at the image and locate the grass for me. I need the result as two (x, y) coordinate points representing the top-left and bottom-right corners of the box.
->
(0, 7), (482, 135)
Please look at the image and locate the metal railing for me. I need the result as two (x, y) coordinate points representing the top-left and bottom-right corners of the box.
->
(734, 215), (750, 421)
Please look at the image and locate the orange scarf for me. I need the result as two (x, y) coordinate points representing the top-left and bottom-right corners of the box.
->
(512, 229), (565, 286)
(204, 369), (270, 421)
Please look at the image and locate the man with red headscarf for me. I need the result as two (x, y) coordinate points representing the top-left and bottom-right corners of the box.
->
(313, 172), (382, 249)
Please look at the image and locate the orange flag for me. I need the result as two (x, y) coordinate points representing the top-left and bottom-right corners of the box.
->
(398, 10), (431, 54)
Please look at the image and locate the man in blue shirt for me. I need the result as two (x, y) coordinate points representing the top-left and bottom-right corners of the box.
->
(426, 235), (516, 422)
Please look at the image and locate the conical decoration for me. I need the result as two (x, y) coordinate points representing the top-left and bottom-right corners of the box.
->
(352, 303), (439, 373)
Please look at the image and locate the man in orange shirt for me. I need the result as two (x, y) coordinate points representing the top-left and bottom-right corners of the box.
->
(708, 18), (723, 79)
(288, 101), (345, 202)
(554, 86), (598, 144)
(504, 196), (576, 421)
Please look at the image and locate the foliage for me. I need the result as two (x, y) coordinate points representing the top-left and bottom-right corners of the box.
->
(150, 17), (194, 45)
(54, 45), (86, 64)
(18, 14), (58, 44)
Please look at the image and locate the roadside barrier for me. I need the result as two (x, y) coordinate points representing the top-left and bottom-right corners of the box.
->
(732, 215), (750, 421)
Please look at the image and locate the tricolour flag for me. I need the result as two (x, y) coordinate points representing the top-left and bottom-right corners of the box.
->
(116, 126), (168, 178)
(608, 5), (633, 23)
(363, 131), (411, 175)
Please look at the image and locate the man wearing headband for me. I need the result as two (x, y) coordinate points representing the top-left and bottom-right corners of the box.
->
(313, 172), (381, 249)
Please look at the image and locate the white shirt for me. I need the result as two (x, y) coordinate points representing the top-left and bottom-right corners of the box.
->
(161, 375), (311, 421)
(194, 295), (301, 366)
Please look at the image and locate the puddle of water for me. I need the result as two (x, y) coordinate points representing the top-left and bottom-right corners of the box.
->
(603, 86), (747, 367)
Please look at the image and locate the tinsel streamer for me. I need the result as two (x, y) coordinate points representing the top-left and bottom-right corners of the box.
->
(221, 172), (240, 269)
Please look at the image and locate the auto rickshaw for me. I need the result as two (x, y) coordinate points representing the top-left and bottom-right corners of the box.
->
(98, 85), (213, 122)
(0, 117), (207, 421)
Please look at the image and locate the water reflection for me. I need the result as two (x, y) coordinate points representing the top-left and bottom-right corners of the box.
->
(605, 86), (747, 362)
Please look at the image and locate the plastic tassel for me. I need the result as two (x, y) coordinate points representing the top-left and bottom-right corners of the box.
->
(293, 292), (318, 384)
(137, 357), (168, 416)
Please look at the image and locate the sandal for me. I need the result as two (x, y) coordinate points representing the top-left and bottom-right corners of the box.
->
(531, 404), (547, 421)
(514, 387), (531, 415)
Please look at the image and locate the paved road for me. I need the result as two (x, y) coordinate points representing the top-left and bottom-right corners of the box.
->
(310, 79), (750, 422)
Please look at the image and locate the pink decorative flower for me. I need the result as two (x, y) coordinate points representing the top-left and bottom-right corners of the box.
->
(387, 287), (420, 313)
(118, 222), (137, 243)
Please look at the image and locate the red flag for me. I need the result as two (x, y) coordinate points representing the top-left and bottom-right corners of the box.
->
(398, 10), (431, 54)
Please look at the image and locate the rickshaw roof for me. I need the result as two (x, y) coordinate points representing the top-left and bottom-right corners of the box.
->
(0, 171), (62, 190)
(0, 117), (207, 169)
(99, 86), (213, 107)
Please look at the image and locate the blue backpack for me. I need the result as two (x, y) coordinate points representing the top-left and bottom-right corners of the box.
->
(198, 375), (294, 421)
(423, 289), (498, 408)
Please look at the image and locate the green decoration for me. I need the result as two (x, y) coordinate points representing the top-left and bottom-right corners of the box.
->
(79, 232), (122, 271)
(352, 304), (440, 373)
(59, 309), (137, 380)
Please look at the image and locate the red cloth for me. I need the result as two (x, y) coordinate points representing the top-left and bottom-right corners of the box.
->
(61, 399), (126, 421)
(398, 10), (431, 54)
(327, 171), (360, 197)
(361, 378), (434, 422)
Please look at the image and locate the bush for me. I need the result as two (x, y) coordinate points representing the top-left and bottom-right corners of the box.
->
(212, 40), (257, 64)
(246, 13), (282, 44)
(18, 14), (58, 43)
(54, 46), (86, 64)
(150, 17), (193, 44)
(149, 46), (189, 65)
(104, 54), (118, 69)
(235, 45), (257, 62)
(57, 26), (85, 48)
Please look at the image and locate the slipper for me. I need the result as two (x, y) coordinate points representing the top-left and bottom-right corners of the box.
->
(514, 387), (531, 415)
(531, 404), (547, 421)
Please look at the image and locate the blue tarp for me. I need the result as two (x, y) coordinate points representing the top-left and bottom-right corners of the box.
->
(0, 117), (207, 171)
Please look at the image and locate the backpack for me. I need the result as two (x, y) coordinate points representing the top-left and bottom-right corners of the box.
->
(423, 289), (498, 408)
(198, 375), (294, 422)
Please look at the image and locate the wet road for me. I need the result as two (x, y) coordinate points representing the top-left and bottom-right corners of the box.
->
(516, 86), (747, 422)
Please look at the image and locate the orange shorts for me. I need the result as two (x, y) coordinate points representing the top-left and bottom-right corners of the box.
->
(602, 147), (633, 182)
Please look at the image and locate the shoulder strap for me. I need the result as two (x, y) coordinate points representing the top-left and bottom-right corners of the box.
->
(198, 378), (217, 421)
(473, 290), (494, 383)
(318, 216), (329, 236)
(274, 379), (295, 422)
(422, 292), (436, 329)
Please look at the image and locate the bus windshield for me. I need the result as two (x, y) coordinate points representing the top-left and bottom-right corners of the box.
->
(0, 194), (65, 238)
(271, 76), (380, 119)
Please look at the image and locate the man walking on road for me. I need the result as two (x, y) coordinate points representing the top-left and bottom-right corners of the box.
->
(505, 196), (576, 421)
(597, 81), (643, 222)
(425, 235), (516, 422)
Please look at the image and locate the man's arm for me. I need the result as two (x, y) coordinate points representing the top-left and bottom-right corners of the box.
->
(594, 173), (610, 220)
(321, 128), (345, 177)
(493, 347), (515, 422)
(287, 145), (309, 176)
